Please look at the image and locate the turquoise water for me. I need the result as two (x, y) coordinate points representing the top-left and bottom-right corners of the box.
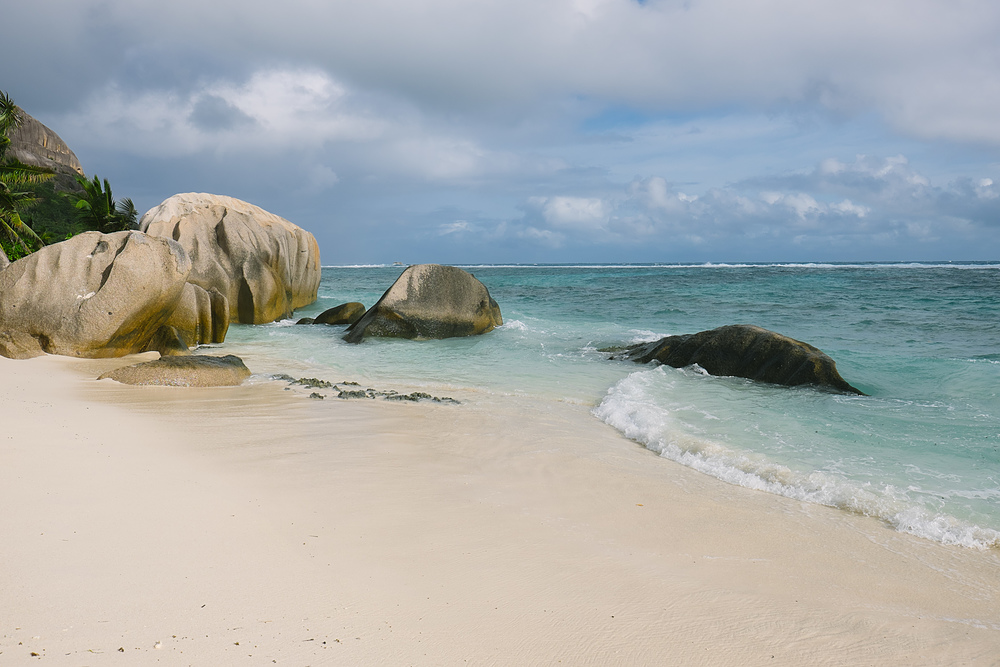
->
(222, 263), (1000, 549)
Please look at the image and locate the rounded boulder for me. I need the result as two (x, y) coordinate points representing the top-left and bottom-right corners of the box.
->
(343, 264), (502, 343)
(0, 231), (191, 359)
(621, 324), (864, 394)
(98, 354), (251, 386)
(140, 193), (321, 324)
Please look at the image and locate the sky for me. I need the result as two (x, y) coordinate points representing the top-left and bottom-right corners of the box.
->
(4, 0), (1000, 264)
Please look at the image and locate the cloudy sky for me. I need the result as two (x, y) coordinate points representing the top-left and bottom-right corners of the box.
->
(5, 0), (1000, 263)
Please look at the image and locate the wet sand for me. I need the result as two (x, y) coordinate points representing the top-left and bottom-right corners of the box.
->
(2, 354), (999, 665)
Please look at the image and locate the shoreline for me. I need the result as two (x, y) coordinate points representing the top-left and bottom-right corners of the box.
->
(2, 354), (999, 665)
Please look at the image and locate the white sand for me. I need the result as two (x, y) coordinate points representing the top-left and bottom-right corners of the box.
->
(2, 354), (999, 665)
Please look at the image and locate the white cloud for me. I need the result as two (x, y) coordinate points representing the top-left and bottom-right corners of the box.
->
(11, 0), (1000, 145)
(8, 1), (1000, 261)
(830, 200), (869, 217)
(59, 69), (384, 157)
(539, 196), (611, 229)
(439, 221), (471, 235)
(56, 67), (530, 184)
(483, 155), (999, 258)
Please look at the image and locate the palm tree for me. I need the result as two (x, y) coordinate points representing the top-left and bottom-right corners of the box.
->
(72, 174), (139, 233)
(0, 91), (52, 259)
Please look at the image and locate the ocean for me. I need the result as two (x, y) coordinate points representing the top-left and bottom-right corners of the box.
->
(219, 263), (1000, 550)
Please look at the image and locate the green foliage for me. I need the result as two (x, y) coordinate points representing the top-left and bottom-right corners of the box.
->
(0, 89), (140, 265)
(0, 90), (51, 256)
(72, 174), (139, 233)
(17, 179), (83, 239)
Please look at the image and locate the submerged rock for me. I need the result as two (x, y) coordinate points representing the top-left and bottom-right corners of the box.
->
(140, 193), (321, 324)
(98, 354), (251, 386)
(314, 302), (366, 325)
(343, 264), (502, 343)
(619, 324), (864, 394)
(0, 231), (192, 359)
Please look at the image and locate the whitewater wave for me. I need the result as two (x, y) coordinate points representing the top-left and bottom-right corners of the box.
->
(593, 367), (1000, 550)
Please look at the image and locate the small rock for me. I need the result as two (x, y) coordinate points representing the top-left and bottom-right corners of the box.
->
(314, 302), (366, 325)
(293, 377), (333, 389)
(98, 355), (252, 387)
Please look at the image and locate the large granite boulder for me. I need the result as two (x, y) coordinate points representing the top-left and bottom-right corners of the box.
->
(7, 109), (85, 193)
(314, 302), (366, 325)
(139, 193), (321, 324)
(344, 264), (502, 343)
(0, 247), (8, 271)
(0, 231), (192, 359)
(98, 354), (251, 386)
(619, 324), (864, 394)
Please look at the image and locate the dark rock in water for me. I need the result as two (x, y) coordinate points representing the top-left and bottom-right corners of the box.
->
(97, 354), (251, 386)
(296, 318), (316, 325)
(314, 302), (366, 325)
(343, 264), (502, 343)
(620, 324), (864, 395)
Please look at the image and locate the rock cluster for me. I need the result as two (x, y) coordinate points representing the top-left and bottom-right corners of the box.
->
(0, 194), (319, 359)
(618, 324), (864, 394)
(344, 264), (502, 343)
(140, 193), (321, 324)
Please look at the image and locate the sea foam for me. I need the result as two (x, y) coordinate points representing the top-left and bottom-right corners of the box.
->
(593, 367), (1000, 550)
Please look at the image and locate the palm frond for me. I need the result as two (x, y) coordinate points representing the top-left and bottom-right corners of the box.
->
(1, 210), (43, 253)
(0, 91), (22, 137)
(0, 159), (54, 187)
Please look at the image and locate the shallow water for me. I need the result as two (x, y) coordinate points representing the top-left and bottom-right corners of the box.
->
(219, 263), (1000, 549)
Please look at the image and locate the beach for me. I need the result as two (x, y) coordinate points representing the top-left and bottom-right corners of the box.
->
(3, 352), (999, 665)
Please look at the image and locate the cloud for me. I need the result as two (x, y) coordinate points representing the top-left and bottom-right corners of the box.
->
(53, 68), (533, 186)
(471, 155), (1000, 259)
(5, 1), (1000, 262)
(8, 0), (1000, 146)
(535, 196), (612, 229)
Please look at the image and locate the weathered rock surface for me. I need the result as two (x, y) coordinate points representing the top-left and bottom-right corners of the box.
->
(0, 231), (192, 359)
(314, 302), (366, 325)
(7, 109), (85, 192)
(620, 324), (864, 394)
(343, 264), (502, 343)
(163, 282), (230, 348)
(139, 193), (321, 324)
(0, 247), (8, 270)
(98, 354), (251, 386)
